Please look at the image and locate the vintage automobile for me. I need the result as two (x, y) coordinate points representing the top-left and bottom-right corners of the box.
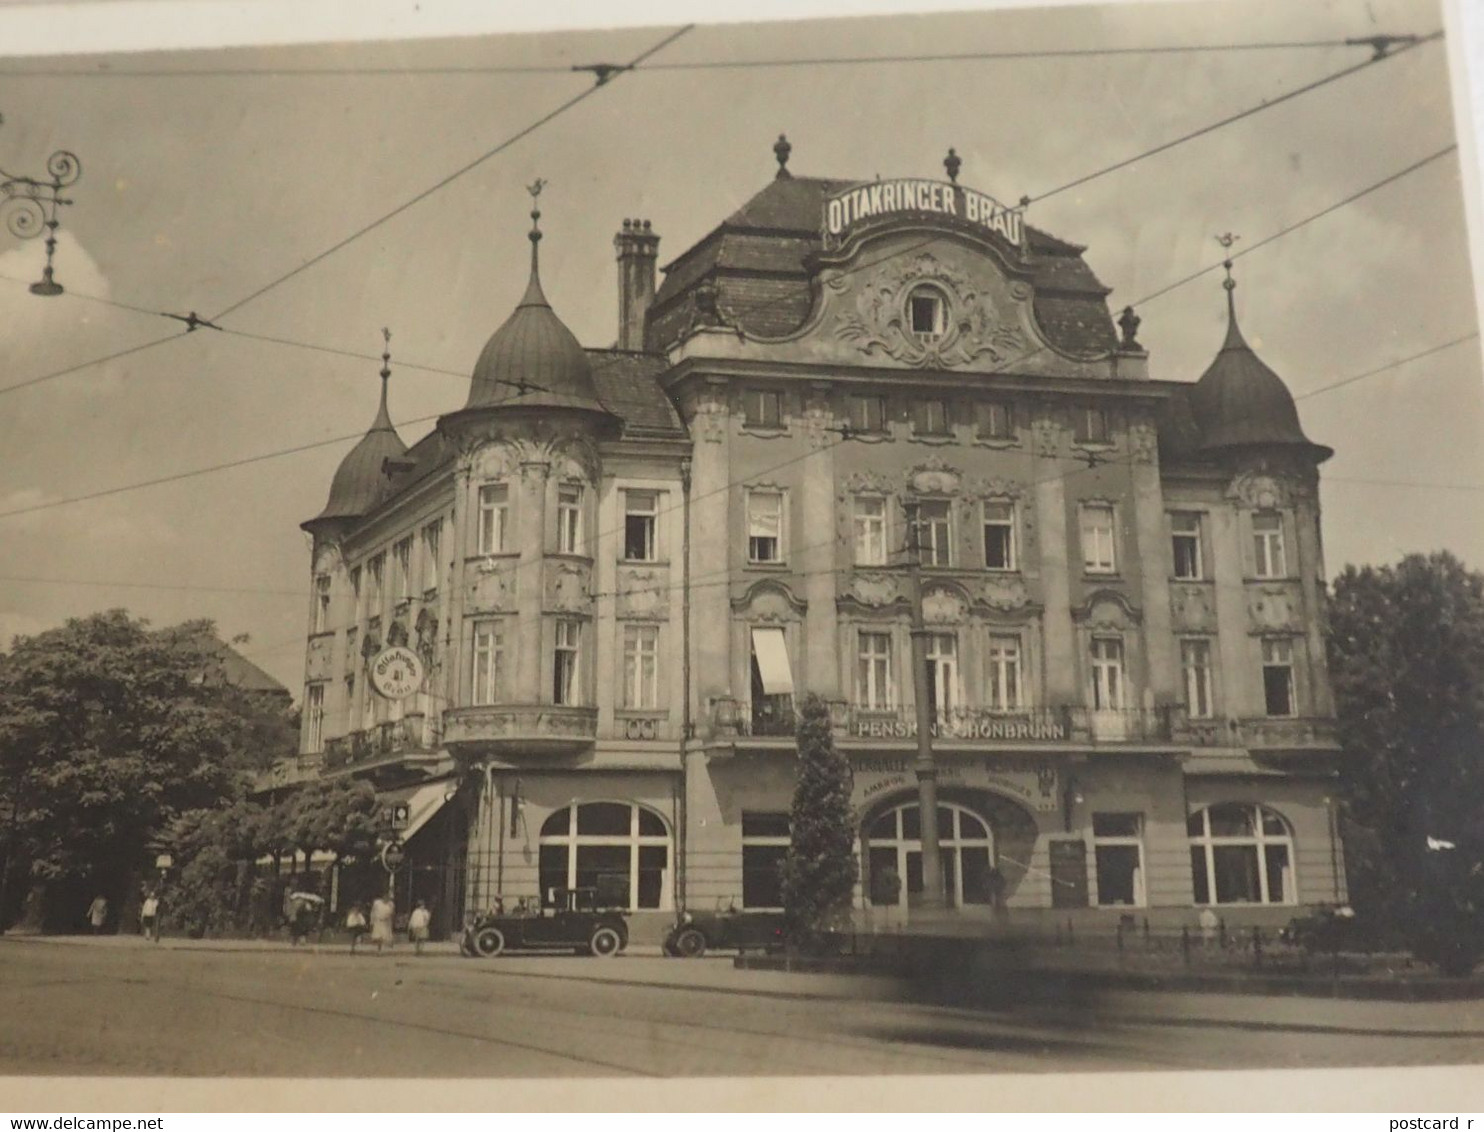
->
(460, 887), (629, 958)
(663, 904), (785, 958)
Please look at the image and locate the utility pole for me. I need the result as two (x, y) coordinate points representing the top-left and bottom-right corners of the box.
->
(905, 504), (945, 913)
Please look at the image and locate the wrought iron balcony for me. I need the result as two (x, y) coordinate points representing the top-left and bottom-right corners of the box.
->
(442, 703), (598, 755)
(322, 714), (428, 767)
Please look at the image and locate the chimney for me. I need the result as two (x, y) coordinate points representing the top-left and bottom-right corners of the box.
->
(614, 218), (660, 352)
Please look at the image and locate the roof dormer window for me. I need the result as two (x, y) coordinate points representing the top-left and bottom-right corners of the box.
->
(908, 286), (948, 343)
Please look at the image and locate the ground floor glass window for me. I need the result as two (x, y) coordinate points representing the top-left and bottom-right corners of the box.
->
(1187, 803), (1295, 905)
(538, 801), (671, 911)
(866, 801), (996, 909)
(741, 812), (790, 909)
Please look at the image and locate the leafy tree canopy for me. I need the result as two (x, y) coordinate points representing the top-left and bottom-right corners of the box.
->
(0, 610), (286, 885)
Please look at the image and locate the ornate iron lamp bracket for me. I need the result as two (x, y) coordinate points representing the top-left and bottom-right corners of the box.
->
(0, 113), (82, 296)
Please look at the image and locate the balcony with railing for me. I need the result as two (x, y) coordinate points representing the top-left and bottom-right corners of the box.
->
(322, 715), (431, 770)
(441, 703), (598, 755)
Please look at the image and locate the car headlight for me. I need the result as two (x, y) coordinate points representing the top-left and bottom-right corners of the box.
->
(681, 912), (693, 925)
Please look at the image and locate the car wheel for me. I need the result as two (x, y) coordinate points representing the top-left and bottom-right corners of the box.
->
(589, 926), (622, 958)
(672, 927), (707, 958)
(473, 927), (505, 957)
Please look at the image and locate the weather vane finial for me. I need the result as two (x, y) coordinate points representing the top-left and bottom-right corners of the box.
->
(1216, 232), (1240, 292)
(527, 179), (546, 243)
(380, 327), (392, 381)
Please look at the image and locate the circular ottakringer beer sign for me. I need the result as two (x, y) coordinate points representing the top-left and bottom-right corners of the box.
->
(370, 646), (424, 700)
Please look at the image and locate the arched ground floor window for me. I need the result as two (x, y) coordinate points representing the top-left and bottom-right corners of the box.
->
(865, 800), (997, 909)
(538, 801), (672, 911)
(1188, 802), (1296, 906)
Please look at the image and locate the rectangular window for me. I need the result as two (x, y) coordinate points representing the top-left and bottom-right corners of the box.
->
(366, 554), (384, 614)
(312, 574), (331, 634)
(743, 389), (783, 429)
(393, 538), (413, 601)
(624, 490), (658, 562)
(553, 619), (581, 705)
(847, 394), (886, 434)
(343, 673), (356, 726)
(983, 501), (1017, 571)
(1081, 504), (1116, 573)
(742, 812), (791, 910)
(747, 490), (784, 564)
(986, 634), (1022, 712)
(305, 684), (325, 754)
(557, 485), (583, 555)
(1171, 512), (1203, 580)
(472, 621), (504, 706)
(478, 484), (509, 555)
(976, 400), (1013, 441)
(750, 627), (795, 735)
(1074, 407), (1110, 444)
(853, 495), (888, 567)
(911, 499), (953, 567)
(1093, 812), (1145, 907)
(856, 630), (894, 710)
(1091, 637), (1125, 710)
(349, 567), (362, 623)
(1181, 639), (1214, 719)
(1253, 512), (1287, 578)
(913, 399), (950, 436)
(421, 521), (442, 593)
(622, 624), (660, 710)
(1262, 639), (1295, 717)
(927, 633), (959, 715)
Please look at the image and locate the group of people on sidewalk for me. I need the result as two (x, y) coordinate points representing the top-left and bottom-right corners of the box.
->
(86, 891), (161, 941)
(344, 896), (432, 955)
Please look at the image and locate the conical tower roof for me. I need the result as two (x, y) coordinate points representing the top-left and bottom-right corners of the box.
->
(464, 191), (611, 415)
(1187, 272), (1332, 463)
(304, 341), (408, 530)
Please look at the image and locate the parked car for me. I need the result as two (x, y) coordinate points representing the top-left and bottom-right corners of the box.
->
(460, 887), (629, 958)
(663, 905), (785, 958)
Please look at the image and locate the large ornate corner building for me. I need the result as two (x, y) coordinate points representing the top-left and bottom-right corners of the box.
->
(292, 143), (1344, 939)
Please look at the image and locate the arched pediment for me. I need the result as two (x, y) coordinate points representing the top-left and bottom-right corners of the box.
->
(730, 578), (807, 621)
(1072, 588), (1142, 628)
(921, 581), (973, 624)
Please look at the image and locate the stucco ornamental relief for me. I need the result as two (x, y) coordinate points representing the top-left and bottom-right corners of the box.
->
(312, 543), (342, 576)
(921, 586), (968, 624)
(966, 476), (1024, 501)
(1248, 585), (1299, 633)
(980, 576), (1030, 611)
(685, 388), (727, 444)
(848, 573), (900, 607)
(551, 437), (600, 485)
(1127, 422), (1159, 465)
(618, 569), (669, 620)
(1031, 414), (1060, 458)
(1170, 583), (1217, 631)
(305, 636), (333, 681)
(906, 458), (962, 496)
(544, 561), (591, 611)
(1226, 470), (1297, 510)
(734, 581), (806, 623)
(834, 251), (1027, 369)
(467, 568), (512, 612)
(1075, 590), (1141, 631)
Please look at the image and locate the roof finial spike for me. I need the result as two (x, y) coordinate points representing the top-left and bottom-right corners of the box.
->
(372, 325), (394, 430)
(519, 180), (550, 308)
(944, 147), (961, 185)
(773, 134), (792, 180)
(1215, 233), (1245, 346)
(380, 326), (392, 381)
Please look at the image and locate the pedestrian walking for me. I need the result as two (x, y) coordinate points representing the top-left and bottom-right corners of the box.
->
(140, 891), (161, 942)
(345, 904), (368, 953)
(408, 900), (431, 956)
(86, 895), (108, 935)
(369, 894), (395, 954)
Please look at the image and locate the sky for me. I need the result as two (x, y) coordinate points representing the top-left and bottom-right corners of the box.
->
(0, 0), (1479, 697)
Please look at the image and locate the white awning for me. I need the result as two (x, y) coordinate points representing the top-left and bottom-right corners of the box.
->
(751, 627), (794, 696)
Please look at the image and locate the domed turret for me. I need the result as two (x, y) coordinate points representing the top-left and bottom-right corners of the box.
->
(303, 333), (408, 531)
(463, 185), (614, 419)
(1187, 268), (1332, 463)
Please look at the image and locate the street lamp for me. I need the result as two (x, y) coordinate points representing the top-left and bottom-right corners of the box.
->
(0, 113), (82, 296)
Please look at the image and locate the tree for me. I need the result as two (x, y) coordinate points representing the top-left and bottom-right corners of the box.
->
(1327, 552), (1484, 970)
(780, 693), (858, 954)
(0, 611), (265, 930)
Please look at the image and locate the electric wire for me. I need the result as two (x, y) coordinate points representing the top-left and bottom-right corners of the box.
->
(1023, 31), (1441, 206)
(0, 37), (1400, 80)
(206, 24), (695, 324)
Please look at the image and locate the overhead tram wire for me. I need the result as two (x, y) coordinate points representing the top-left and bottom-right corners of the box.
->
(0, 36), (1402, 80)
(0, 138), (1466, 519)
(1295, 332), (1481, 402)
(1020, 31), (1442, 208)
(205, 24), (694, 325)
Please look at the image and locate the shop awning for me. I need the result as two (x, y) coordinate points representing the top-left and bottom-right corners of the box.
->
(751, 627), (794, 696)
(380, 779), (454, 841)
